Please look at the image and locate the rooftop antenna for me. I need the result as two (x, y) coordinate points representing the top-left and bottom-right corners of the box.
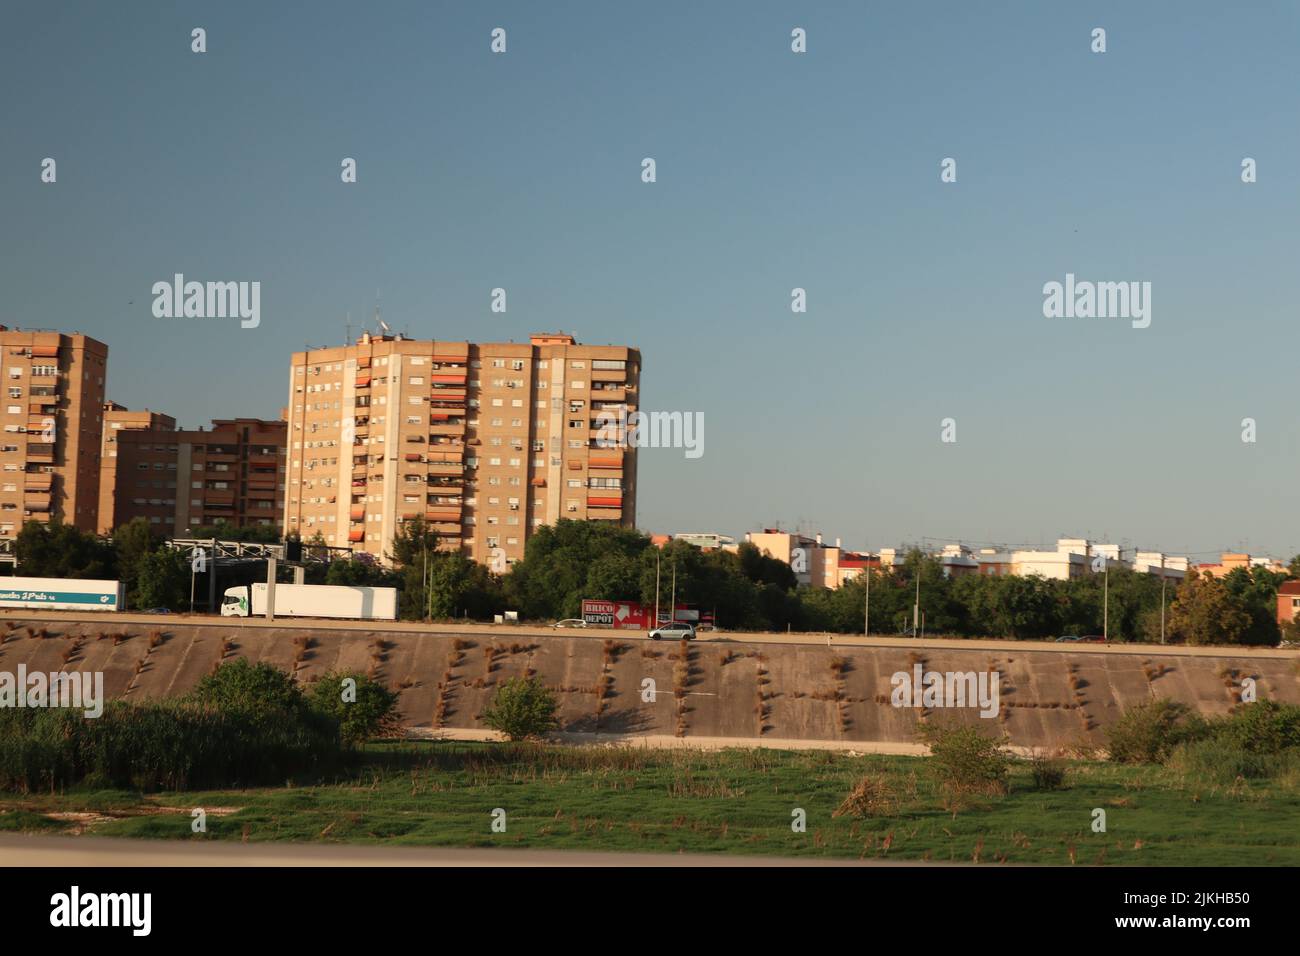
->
(345, 311), (352, 345)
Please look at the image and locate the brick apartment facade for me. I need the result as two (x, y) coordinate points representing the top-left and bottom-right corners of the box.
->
(99, 409), (287, 534)
(0, 328), (108, 537)
(284, 332), (639, 567)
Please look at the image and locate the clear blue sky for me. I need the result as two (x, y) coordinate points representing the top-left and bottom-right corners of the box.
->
(3, 1), (1298, 560)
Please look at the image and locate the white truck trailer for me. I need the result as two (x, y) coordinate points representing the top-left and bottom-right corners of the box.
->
(0, 577), (124, 612)
(220, 583), (398, 621)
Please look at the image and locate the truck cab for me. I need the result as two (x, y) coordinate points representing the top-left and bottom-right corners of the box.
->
(220, 586), (250, 617)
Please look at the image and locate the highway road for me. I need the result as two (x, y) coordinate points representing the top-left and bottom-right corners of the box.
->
(3, 608), (1295, 660)
(0, 833), (940, 866)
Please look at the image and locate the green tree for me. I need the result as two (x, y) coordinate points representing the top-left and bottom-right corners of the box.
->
(481, 676), (560, 740)
(506, 519), (649, 619)
(134, 548), (191, 611)
(15, 520), (115, 578)
(1166, 572), (1258, 645)
(113, 517), (160, 608)
(307, 671), (401, 743)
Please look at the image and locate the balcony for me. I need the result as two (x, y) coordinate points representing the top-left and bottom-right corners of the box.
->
(588, 455), (623, 470)
(588, 495), (623, 508)
(27, 443), (55, 461)
(429, 421), (466, 437)
(425, 508), (461, 523)
(591, 368), (627, 383)
(427, 462), (463, 477)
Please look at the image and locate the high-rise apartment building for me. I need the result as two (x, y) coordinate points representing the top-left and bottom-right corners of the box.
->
(98, 410), (287, 534)
(0, 328), (108, 537)
(98, 403), (177, 534)
(284, 332), (639, 566)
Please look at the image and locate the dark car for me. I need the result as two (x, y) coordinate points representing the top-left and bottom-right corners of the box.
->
(1080, 635), (1106, 643)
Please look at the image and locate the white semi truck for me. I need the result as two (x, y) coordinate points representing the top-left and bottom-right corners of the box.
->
(220, 583), (398, 621)
(0, 576), (123, 612)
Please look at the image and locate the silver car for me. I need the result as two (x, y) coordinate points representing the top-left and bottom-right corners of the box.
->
(648, 621), (696, 641)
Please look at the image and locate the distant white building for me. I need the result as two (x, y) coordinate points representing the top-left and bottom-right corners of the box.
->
(674, 532), (737, 551)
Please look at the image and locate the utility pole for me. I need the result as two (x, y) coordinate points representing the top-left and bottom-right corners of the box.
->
(863, 564), (870, 637)
(1159, 553), (1167, 645)
(1103, 554), (1110, 642)
(654, 550), (661, 628)
(266, 556), (278, 623)
(913, 556), (921, 638)
(669, 560), (677, 624)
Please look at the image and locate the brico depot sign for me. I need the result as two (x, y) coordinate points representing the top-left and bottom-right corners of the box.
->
(582, 600), (648, 629)
(581, 600), (704, 629)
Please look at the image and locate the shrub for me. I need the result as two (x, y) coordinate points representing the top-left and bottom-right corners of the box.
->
(1167, 737), (1281, 785)
(1210, 700), (1300, 755)
(188, 658), (305, 714)
(832, 774), (896, 818)
(1028, 753), (1068, 790)
(1106, 699), (1207, 764)
(481, 677), (559, 741)
(307, 671), (402, 744)
(917, 721), (1011, 801)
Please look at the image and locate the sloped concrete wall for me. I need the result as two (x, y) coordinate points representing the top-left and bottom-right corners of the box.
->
(1, 618), (1295, 750)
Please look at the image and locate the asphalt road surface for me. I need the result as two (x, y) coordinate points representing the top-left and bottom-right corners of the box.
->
(4, 609), (1295, 659)
(0, 833), (945, 867)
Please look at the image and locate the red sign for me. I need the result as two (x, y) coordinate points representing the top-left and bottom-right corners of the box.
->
(582, 599), (648, 629)
(583, 600), (708, 629)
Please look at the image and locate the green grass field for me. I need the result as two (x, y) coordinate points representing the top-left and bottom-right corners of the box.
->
(1, 742), (1296, 864)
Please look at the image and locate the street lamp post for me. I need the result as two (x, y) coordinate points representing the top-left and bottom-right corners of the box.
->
(863, 564), (870, 637)
(1159, 554), (1167, 645)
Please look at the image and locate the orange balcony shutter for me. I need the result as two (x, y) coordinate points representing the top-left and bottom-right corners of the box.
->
(589, 496), (622, 507)
(355, 374), (372, 387)
(31, 345), (59, 358)
(567, 460), (583, 470)
(350, 506), (365, 520)
(348, 529), (365, 542)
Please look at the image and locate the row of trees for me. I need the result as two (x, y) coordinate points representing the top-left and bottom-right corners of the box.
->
(11, 517), (1294, 645)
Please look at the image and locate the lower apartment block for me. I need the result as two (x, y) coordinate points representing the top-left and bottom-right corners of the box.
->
(99, 406), (287, 534)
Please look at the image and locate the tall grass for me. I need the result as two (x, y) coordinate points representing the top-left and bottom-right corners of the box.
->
(0, 702), (342, 793)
